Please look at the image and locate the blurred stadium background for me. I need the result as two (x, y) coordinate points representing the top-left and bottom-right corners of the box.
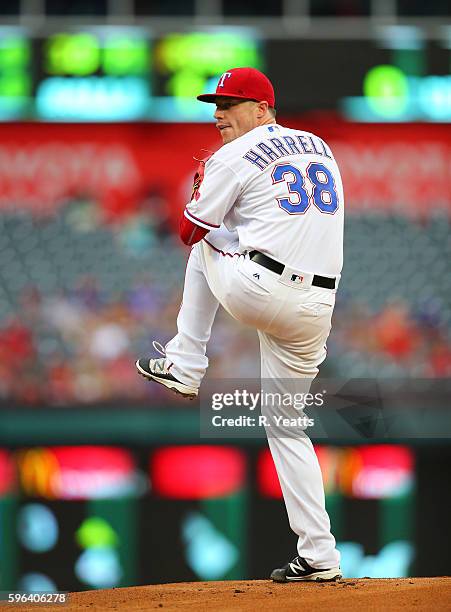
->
(0, 0), (450, 593)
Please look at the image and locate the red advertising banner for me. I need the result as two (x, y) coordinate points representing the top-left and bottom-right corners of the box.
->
(150, 445), (246, 499)
(0, 120), (449, 222)
(16, 446), (136, 500)
(0, 449), (15, 495)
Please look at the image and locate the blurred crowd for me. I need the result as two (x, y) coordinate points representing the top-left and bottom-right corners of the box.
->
(0, 279), (261, 405)
(1, 287), (449, 406)
(330, 298), (451, 378)
(0, 201), (449, 406)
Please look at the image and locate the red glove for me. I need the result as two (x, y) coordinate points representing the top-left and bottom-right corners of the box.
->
(180, 150), (214, 246)
(191, 150), (213, 202)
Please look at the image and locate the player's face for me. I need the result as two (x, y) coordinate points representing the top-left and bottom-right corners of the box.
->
(214, 97), (260, 144)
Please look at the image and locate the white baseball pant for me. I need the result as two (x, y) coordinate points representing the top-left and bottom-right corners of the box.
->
(165, 226), (340, 569)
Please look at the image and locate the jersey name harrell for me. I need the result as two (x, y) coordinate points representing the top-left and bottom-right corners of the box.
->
(243, 133), (332, 171)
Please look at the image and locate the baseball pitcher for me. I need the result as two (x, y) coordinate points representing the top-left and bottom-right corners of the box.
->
(136, 67), (343, 582)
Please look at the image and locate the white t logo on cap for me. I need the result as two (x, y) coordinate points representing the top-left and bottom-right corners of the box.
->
(218, 72), (232, 88)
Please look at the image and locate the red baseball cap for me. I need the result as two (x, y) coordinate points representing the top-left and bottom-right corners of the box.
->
(197, 67), (275, 108)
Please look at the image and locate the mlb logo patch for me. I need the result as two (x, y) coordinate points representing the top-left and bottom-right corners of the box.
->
(291, 274), (304, 283)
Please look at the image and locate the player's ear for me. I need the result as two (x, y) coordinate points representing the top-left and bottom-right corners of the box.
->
(256, 100), (269, 118)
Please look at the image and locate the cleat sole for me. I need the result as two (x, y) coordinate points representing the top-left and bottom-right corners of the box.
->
(271, 568), (342, 583)
(135, 360), (197, 400)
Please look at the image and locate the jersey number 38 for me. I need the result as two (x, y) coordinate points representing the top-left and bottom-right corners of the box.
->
(271, 162), (339, 215)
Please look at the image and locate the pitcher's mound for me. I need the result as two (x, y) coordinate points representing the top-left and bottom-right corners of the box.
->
(7, 577), (451, 611)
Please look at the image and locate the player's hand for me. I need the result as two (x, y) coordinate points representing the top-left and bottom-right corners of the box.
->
(191, 150), (213, 201)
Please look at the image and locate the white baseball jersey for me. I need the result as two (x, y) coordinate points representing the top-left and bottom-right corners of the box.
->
(185, 123), (344, 277)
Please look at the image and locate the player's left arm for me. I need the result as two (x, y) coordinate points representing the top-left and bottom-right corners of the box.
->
(179, 215), (209, 246)
(179, 156), (242, 246)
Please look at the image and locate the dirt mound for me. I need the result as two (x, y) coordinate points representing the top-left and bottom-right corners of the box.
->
(4, 577), (450, 611)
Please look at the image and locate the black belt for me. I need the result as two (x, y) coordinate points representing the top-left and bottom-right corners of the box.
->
(249, 251), (336, 290)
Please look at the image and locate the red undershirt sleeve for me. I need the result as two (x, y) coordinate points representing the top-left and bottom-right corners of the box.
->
(179, 214), (209, 246)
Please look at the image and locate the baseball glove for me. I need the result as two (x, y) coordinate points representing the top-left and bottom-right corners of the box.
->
(191, 150), (213, 201)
